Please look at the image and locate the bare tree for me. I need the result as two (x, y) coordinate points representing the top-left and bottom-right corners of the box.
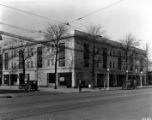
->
(4, 39), (35, 85)
(45, 24), (68, 89)
(120, 33), (140, 86)
(86, 25), (106, 88)
(18, 42), (34, 84)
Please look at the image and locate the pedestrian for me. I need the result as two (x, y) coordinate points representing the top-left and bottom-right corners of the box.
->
(79, 79), (82, 93)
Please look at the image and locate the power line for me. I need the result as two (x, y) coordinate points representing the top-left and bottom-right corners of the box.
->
(0, 3), (85, 32)
(69, 0), (124, 23)
(0, 22), (43, 33)
(0, 1), (124, 36)
(0, 3), (63, 23)
(66, 23), (86, 32)
(0, 21), (86, 39)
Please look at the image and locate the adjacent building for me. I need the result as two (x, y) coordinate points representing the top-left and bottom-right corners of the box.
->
(2, 30), (147, 88)
(0, 53), (2, 85)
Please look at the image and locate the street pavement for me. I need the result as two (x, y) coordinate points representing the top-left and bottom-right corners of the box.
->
(0, 86), (152, 120)
(0, 85), (122, 98)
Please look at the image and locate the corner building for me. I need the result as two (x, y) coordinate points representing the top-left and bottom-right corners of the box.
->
(2, 30), (147, 88)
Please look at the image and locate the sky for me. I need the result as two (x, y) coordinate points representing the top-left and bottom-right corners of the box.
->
(0, 0), (152, 58)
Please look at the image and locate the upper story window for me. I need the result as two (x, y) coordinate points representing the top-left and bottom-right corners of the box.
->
(117, 51), (122, 70)
(110, 61), (112, 69)
(113, 62), (115, 69)
(14, 62), (16, 69)
(103, 48), (107, 68)
(19, 50), (23, 69)
(47, 47), (50, 52)
(51, 59), (54, 66)
(83, 43), (89, 67)
(11, 62), (13, 69)
(113, 51), (115, 57)
(11, 50), (17, 58)
(31, 61), (33, 68)
(27, 61), (30, 68)
(30, 48), (34, 56)
(59, 43), (65, 67)
(27, 47), (30, 57)
(140, 57), (144, 71)
(95, 47), (99, 54)
(47, 59), (50, 66)
(37, 46), (43, 68)
(27, 47), (34, 57)
(4, 53), (9, 70)
(109, 51), (112, 56)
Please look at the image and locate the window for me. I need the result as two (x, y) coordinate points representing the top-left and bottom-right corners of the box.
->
(140, 57), (144, 71)
(27, 47), (34, 57)
(113, 51), (115, 57)
(14, 63), (16, 69)
(50, 59), (54, 66)
(11, 51), (14, 57)
(12, 62), (13, 69)
(31, 61), (33, 68)
(27, 47), (30, 57)
(47, 47), (50, 52)
(59, 43), (65, 67)
(96, 60), (100, 68)
(130, 55), (133, 71)
(118, 51), (122, 70)
(103, 48), (107, 68)
(110, 51), (112, 56)
(12, 50), (16, 57)
(110, 61), (112, 68)
(84, 43), (89, 67)
(37, 47), (43, 68)
(30, 48), (34, 56)
(4, 53), (8, 70)
(27, 61), (29, 68)
(95, 47), (99, 54)
(47, 59), (50, 66)
(19, 50), (23, 69)
(113, 62), (115, 69)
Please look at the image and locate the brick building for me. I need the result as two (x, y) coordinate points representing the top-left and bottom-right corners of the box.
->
(2, 30), (147, 88)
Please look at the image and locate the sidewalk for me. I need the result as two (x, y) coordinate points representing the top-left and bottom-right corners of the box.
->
(38, 85), (152, 93)
(0, 85), (152, 98)
(0, 85), (23, 98)
(0, 85), (122, 94)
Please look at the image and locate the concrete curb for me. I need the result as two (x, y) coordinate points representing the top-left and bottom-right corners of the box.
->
(0, 95), (13, 98)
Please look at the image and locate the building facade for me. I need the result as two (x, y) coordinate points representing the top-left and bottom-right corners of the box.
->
(2, 30), (147, 88)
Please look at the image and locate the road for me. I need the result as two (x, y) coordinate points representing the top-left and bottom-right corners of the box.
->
(0, 88), (152, 120)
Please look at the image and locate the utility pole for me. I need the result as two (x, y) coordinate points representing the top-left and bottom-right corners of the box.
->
(106, 68), (110, 90)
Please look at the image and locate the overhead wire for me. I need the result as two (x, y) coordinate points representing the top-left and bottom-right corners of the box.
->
(0, 3), (63, 24)
(0, 0), (125, 37)
(0, 22), (43, 33)
(0, 3), (85, 33)
(69, 0), (124, 23)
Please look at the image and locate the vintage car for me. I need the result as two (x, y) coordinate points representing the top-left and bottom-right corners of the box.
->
(122, 79), (137, 90)
(19, 80), (38, 92)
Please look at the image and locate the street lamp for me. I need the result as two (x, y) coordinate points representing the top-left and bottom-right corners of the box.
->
(140, 71), (143, 88)
(126, 70), (128, 81)
(9, 71), (12, 87)
(107, 68), (110, 90)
